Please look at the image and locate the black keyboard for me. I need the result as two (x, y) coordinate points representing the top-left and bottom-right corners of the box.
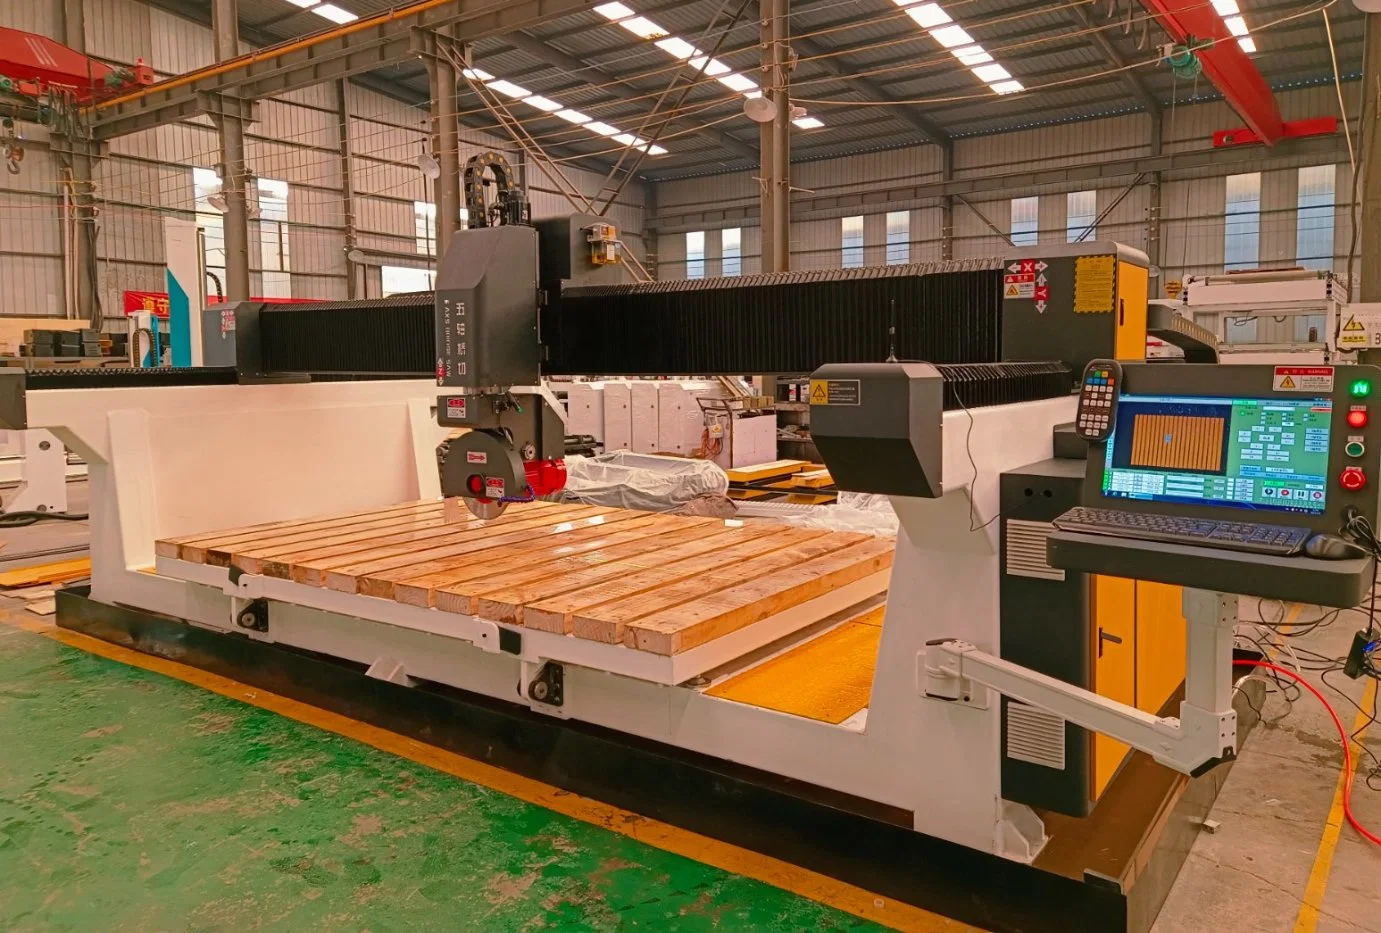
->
(1053, 507), (1311, 556)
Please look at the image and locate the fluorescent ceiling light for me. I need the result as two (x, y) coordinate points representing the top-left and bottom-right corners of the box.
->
(1237, 36), (1256, 52)
(970, 63), (1011, 82)
(689, 55), (731, 76)
(614, 133), (650, 146)
(647, 145), (668, 156)
(906, 3), (952, 28)
(744, 89), (763, 99)
(287, 0), (318, 7)
(929, 24), (974, 48)
(586, 121), (620, 136)
(718, 73), (759, 94)
(951, 45), (993, 65)
(523, 95), (563, 112)
(1211, 0), (1239, 13)
(990, 80), (1024, 95)
(556, 109), (592, 123)
(1224, 15), (1249, 35)
(594, 1), (634, 19)
(462, 67), (494, 82)
(311, 3), (357, 23)
(793, 117), (824, 129)
(656, 36), (700, 59)
(486, 79), (532, 98)
(619, 15), (667, 38)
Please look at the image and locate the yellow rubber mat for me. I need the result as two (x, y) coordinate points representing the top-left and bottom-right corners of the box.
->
(707, 604), (885, 724)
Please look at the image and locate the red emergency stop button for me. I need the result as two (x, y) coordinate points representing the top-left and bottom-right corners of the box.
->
(466, 474), (484, 496)
(1340, 466), (1367, 491)
(1348, 407), (1369, 429)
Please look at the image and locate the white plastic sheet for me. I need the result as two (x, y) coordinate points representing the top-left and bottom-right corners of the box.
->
(562, 451), (729, 513)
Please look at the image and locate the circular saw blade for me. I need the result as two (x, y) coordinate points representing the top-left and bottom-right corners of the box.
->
(465, 497), (507, 521)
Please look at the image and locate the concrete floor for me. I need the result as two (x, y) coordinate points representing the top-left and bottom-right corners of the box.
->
(1, 480), (1379, 931)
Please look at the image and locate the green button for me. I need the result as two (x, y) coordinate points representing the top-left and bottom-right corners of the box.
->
(1351, 379), (1372, 398)
(1346, 440), (1366, 458)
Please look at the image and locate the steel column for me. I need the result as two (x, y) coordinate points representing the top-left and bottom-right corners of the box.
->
(335, 80), (358, 299)
(1362, 13), (1381, 302)
(758, 0), (790, 273)
(212, 0), (251, 302)
(58, 0), (97, 322)
(940, 144), (954, 261)
(430, 27), (462, 260)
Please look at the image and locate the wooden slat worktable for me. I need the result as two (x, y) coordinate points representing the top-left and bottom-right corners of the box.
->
(156, 500), (893, 657)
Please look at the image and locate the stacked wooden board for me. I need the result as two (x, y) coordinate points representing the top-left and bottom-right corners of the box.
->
(155, 500), (892, 656)
(724, 459), (837, 505)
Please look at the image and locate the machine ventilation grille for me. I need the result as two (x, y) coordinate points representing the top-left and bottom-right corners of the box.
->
(1007, 702), (1067, 770)
(1005, 520), (1065, 581)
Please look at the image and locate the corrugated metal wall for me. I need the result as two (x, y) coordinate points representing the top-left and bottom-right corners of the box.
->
(0, 0), (646, 319)
(652, 87), (1353, 290)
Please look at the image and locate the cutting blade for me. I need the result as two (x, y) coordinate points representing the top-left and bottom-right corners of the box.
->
(466, 497), (507, 520)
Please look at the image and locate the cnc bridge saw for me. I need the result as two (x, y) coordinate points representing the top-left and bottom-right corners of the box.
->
(1, 200), (1367, 933)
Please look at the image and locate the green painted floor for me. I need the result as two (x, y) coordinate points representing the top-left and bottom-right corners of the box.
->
(0, 625), (881, 932)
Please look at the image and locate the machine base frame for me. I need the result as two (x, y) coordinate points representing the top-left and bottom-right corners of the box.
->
(55, 585), (1264, 933)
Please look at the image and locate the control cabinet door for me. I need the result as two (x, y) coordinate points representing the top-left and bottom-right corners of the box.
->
(1091, 574), (1136, 796)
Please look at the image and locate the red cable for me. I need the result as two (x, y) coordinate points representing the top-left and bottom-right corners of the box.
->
(1233, 659), (1381, 846)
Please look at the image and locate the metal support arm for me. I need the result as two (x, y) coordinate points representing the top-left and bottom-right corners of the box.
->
(923, 589), (1238, 776)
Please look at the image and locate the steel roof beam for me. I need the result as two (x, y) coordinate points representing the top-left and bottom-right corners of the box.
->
(791, 34), (950, 149)
(1064, 3), (1160, 113)
(91, 0), (598, 140)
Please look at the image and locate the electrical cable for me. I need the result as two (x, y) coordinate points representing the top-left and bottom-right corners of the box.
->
(1234, 659), (1381, 846)
(0, 510), (89, 528)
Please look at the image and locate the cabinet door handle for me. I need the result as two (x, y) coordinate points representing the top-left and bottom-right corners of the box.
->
(1098, 627), (1124, 658)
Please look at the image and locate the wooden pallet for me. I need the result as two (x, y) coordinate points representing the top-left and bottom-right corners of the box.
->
(156, 500), (892, 656)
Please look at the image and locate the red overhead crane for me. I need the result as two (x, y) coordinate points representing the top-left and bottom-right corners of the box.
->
(1136, 0), (1336, 147)
(0, 26), (152, 106)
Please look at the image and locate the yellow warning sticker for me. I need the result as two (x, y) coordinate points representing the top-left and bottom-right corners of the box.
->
(1343, 315), (1365, 332)
(1278, 375), (1296, 389)
(809, 379), (860, 406)
(1073, 254), (1116, 313)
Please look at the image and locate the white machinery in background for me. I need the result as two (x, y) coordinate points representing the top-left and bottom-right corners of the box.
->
(1183, 269), (1348, 362)
(0, 429), (81, 513)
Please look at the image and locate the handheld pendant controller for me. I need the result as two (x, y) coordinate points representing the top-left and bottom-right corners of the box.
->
(1075, 359), (1123, 442)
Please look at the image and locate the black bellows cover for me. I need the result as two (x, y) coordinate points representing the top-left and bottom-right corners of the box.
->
(259, 293), (434, 376)
(934, 362), (1073, 410)
(544, 262), (1006, 376)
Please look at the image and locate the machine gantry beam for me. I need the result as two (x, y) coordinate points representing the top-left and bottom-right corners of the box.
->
(90, 0), (599, 140)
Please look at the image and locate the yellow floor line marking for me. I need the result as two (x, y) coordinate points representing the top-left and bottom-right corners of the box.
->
(0, 612), (973, 932)
(1294, 674), (1377, 933)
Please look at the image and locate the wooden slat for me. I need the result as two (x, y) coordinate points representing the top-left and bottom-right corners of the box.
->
(724, 459), (809, 483)
(202, 502), (454, 567)
(175, 501), (443, 564)
(362, 513), (704, 601)
(569, 532), (867, 645)
(521, 526), (827, 634)
(766, 468), (832, 490)
(0, 558), (91, 588)
(153, 498), (438, 559)
(626, 537), (895, 655)
(316, 505), (620, 592)
(448, 522), (779, 624)
(244, 502), (586, 576)
(382, 514), (705, 604)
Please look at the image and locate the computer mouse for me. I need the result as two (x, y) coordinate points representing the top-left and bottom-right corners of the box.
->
(1303, 533), (1369, 560)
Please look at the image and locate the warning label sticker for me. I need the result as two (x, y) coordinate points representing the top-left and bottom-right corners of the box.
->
(809, 379), (860, 406)
(445, 397), (467, 420)
(484, 478), (505, 498)
(1003, 272), (1035, 299)
(1343, 314), (1365, 333)
(466, 450), (488, 464)
(1273, 366), (1334, 392)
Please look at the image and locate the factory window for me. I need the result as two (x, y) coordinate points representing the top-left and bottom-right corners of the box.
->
(1296, 164), (1335, 272)
(257, 178), (291, 298)
(722, 227), (742, 277)
(192, 168), (226, 298)
(381, 266), (436, 296)
(1010, 196), (1038, 247)
(1067, 190), (1096, 243)
(415, 202), (437, 256)
(1224, 172), (1261, 271)
(686, 230), (706, 279)
(841, 215), (864, 268)
(886, 211), (910, 265)
(1223, 315), (1259, 344)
